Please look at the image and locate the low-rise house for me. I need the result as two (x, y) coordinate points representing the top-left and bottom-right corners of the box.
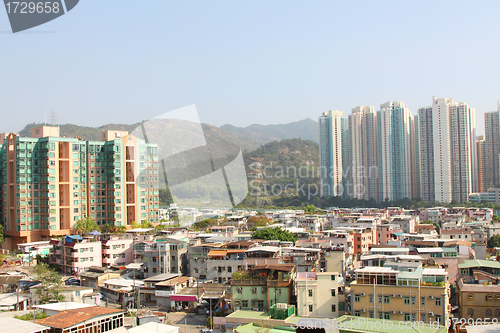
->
(207, 249), (245, 283)
(36, 306), (125, 333)
(296, 272), (345, 318)
(390, 215), (417, 234)
(49, 237), (102, 274)
(440, 228), (473, 241)
(457, 277), (500, 320)
(79, 266), (125, 290)
(350, 267), (450, 325)
(0, 292), (30, 311)
(138, 239), (188, 278)
(141, 273), (181, 306)
(376, 224), (403, 245)
(100, 278), (143, 307)
(33, 302), (95, 317)
(281, 247), (320, 273)
(30, 285), (95, 305)
(0, 317), (49, 333)
(154, 276), (195, 309)
(102, 237), (134, 267)
(243, 246), (282, 269)
(231, 264), (296, 311)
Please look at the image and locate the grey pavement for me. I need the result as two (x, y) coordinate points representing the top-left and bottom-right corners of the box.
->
(164, 312), (209, 333)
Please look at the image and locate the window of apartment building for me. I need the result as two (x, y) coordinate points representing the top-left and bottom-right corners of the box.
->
(496, 309), (500, 316)
(435, 315), (442, 325)
(421, 313), (426, 322)
(228, 266), (232, 273)
(278, 289), (282, 296)
(421, 297), (426, 306)
(404, 313), (410, 321)
(378, 295), (382, 303)
(90, 248), (93, 252)
(331, 275), (335, 280)
(384, 312), (390, 320)
(242, 301), (248, 308)
(171, 256), (175, 261)
(411, 296), (416, 305)
(258, 301), (264, 309)
(368, 311), (374, 318)
(384, 296), (390, 304)
(308, 289), (313, 297)
(237, 287), (242, 294)
(354, 294), (360, 302)
(331, 289), (336, 297)
(486, 309), (492, 316)
(339, 302), (345, 311)
(354, 311), (360, 317)
(435, 297), (441, 306)
(251, 288), (257, 294)
(404, 296), (410, 305)
(261, 287), (266, 294)
(331, 304), (336, 312)
(486, 294), (493, 301)
(309, 305), (313, 313)
(368, 295), (373, 303)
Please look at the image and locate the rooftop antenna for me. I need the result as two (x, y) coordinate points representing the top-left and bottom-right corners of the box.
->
(49, 110), (58, 125)
(44, 109), (46, 125)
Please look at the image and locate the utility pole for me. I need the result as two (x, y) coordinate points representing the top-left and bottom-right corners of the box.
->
(16, 281), (20, 311)
(184, 319), (187, 333)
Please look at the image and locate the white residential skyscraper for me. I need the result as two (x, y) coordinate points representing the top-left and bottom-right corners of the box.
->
(319, 110), (345, 197)
(419, 97), (477, 203)
(348, 106), (378, 201)
(484, 102), (500, 188)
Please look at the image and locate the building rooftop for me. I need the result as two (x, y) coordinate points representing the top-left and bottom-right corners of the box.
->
(0, 317), (49, 333)
(227, 310), (270, 320)
(33, 302), (95, 312)
(458, 259), (500, 269)
(35, 306), (124, 329)
(143, 273), (181, 283)
(355, 267), (398, 274)
(245, 246), (281, 253)
(128, 322), (179, 333)
(155, 276), (190, 287)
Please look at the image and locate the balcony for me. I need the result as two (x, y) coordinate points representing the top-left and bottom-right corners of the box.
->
(231, 280), (267, 285)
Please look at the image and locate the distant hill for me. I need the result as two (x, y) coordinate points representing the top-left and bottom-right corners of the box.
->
(221, 118), (318, 147)
(242, 138), (320, 204)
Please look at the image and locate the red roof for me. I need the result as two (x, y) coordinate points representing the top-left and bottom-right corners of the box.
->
(36, 306), (124, 329)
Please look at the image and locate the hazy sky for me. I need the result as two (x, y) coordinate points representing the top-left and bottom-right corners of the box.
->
(1, 1), (499, 134)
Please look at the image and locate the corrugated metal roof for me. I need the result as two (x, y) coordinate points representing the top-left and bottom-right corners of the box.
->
(35, 306), (124, 329)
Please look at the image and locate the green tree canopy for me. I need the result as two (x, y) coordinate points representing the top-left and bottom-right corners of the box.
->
(0, 224), (4, 244)
(247, 216), (271, 228)
(101, 224), (127, 234)
(33, 262), (65, 304)
(488, 234), (500, 249)
(251, 227), (297, 243)
(73, 218), (99, 235)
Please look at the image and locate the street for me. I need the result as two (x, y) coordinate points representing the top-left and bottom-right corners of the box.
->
(163, 312), (209, 333)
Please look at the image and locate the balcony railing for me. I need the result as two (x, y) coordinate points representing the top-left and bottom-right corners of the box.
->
(231, 280), (267, 285)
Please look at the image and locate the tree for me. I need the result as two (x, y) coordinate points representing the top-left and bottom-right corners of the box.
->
(101, 224), (127, 234)
(140, 220), (154, 228)
(488, 235), (500, 249)
(251, 227), (297, 243)
(304, 204), (316, 213)
(73, 217), (99, 235)
(0, 224), (4, 245)
(33, 262), (65, 304)
(247, 216), (271, 229)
